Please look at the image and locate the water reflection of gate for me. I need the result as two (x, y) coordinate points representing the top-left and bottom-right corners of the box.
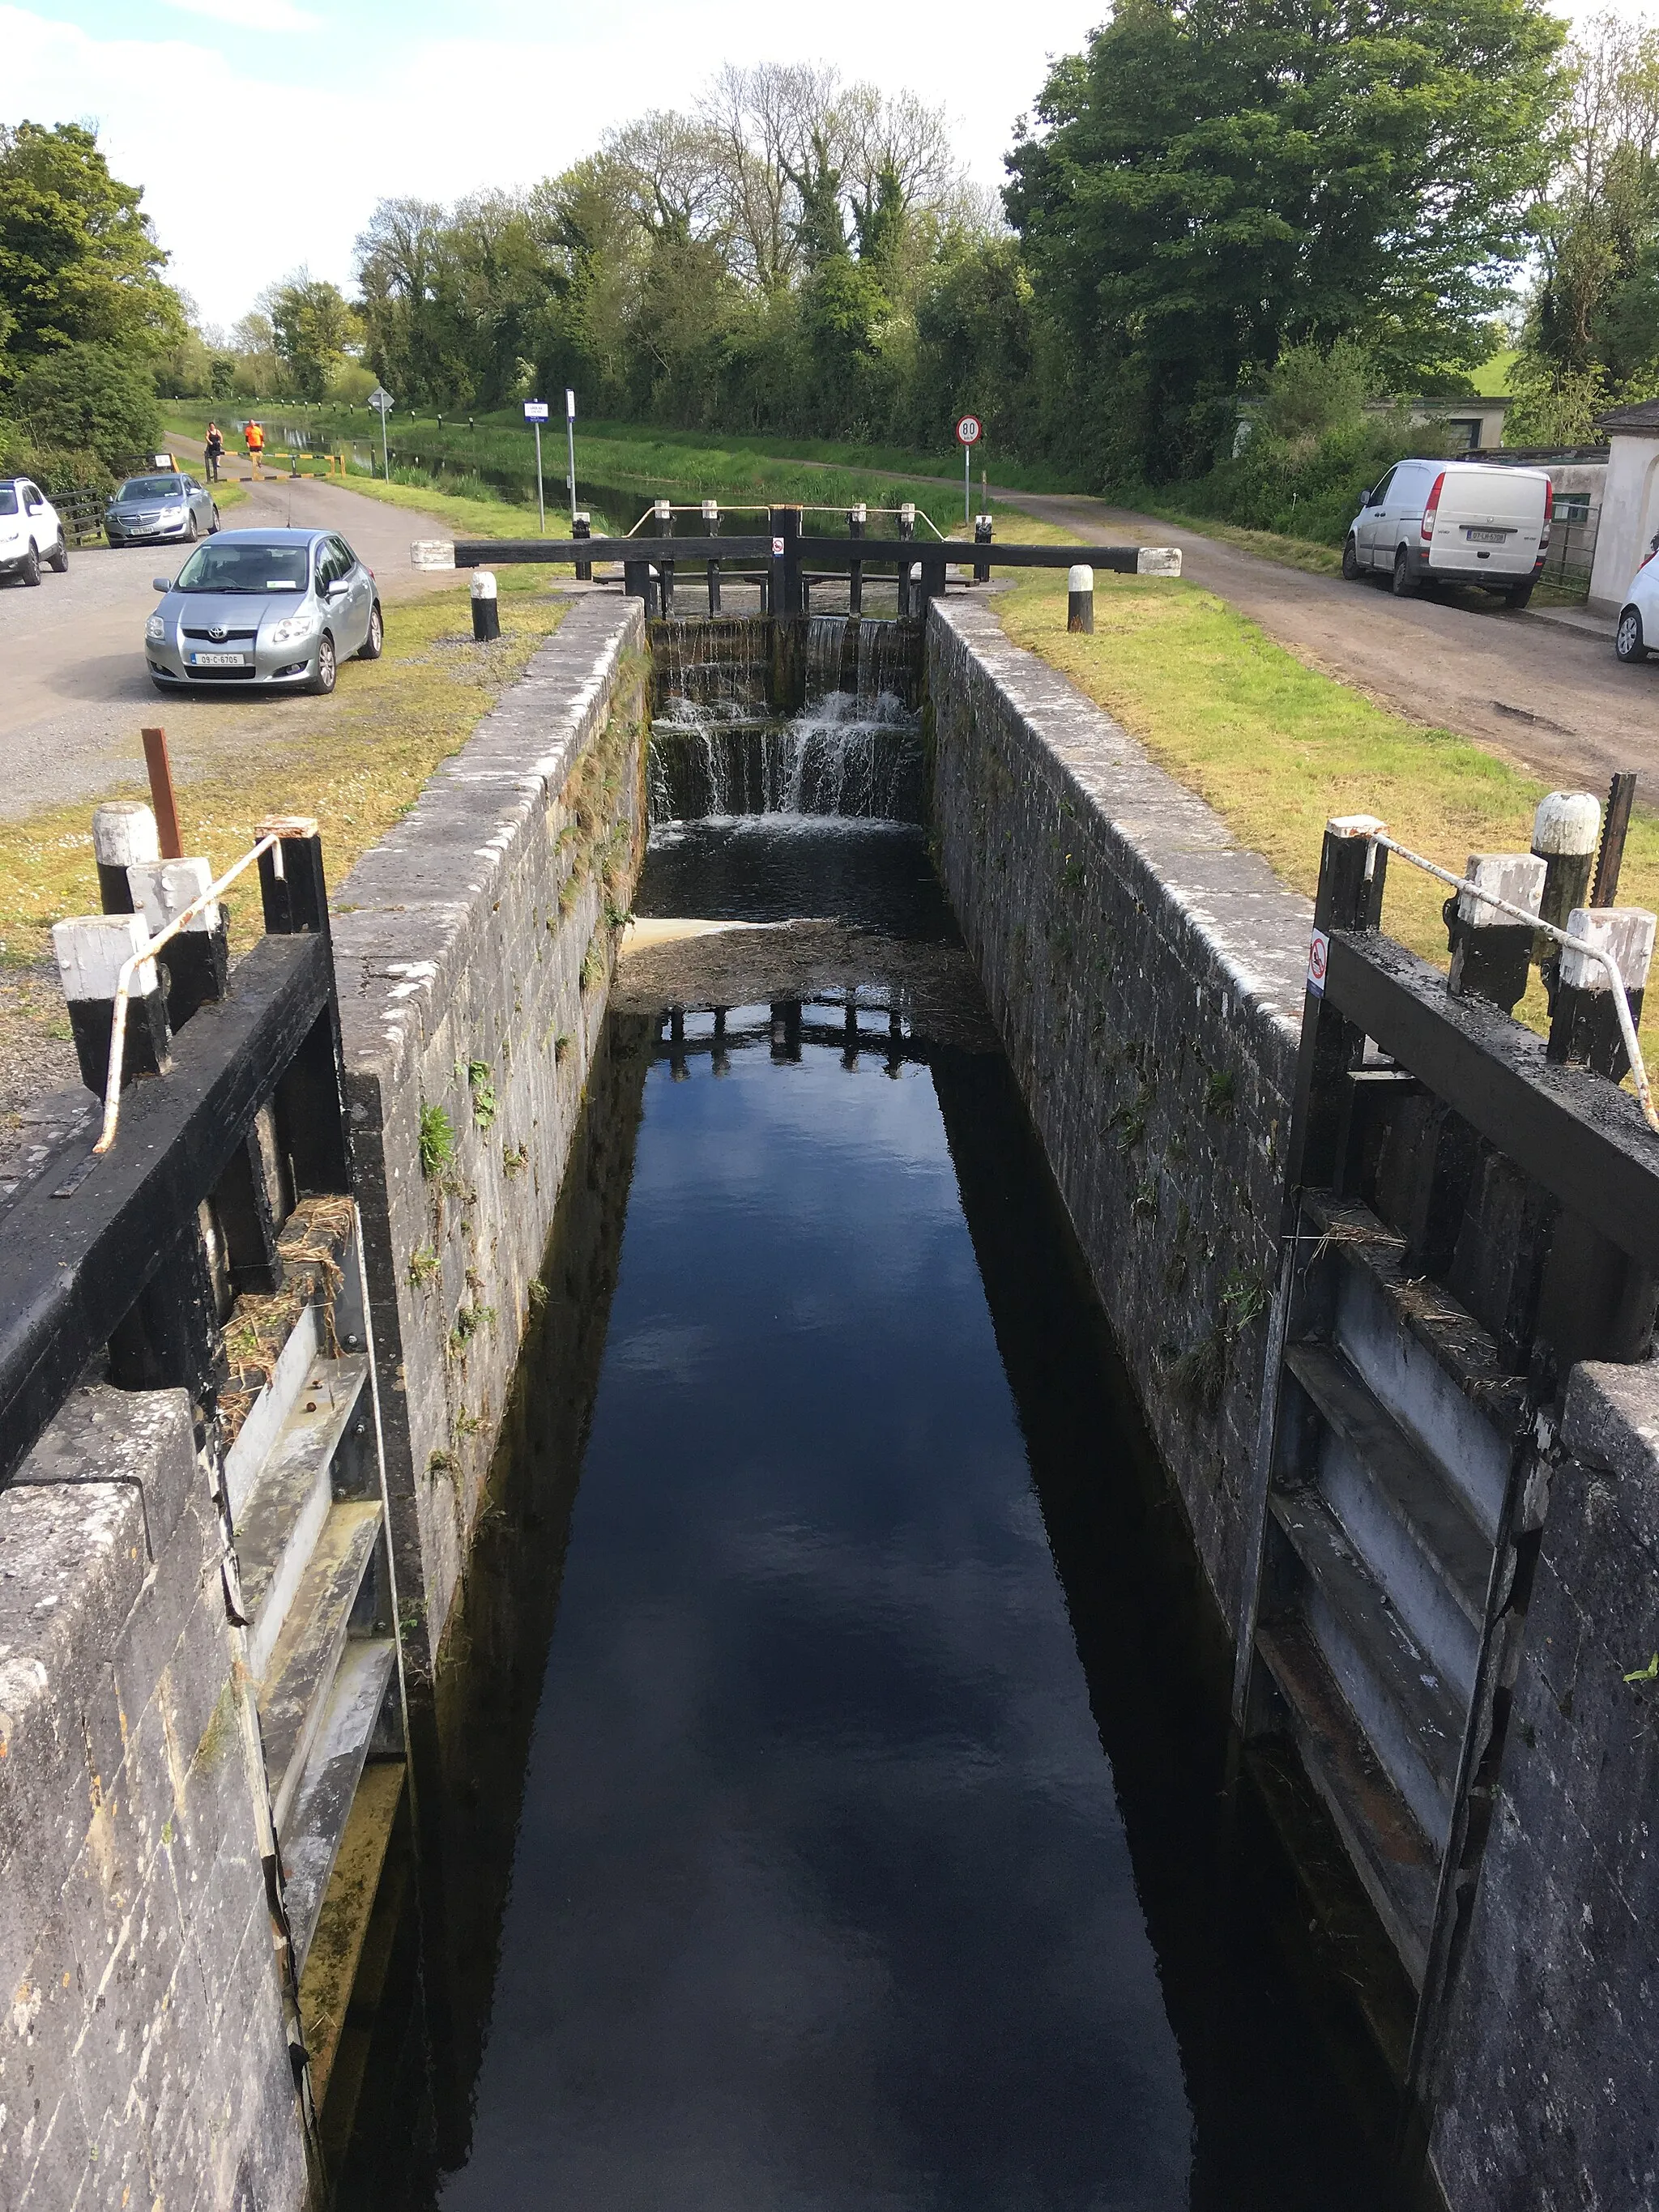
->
(655, 995), (928, 1075)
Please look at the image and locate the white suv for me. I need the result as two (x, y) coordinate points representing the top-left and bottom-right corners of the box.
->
(0, 478), (68, 586)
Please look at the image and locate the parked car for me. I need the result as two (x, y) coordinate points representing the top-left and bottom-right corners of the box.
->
(0, 477), (69, 585)
(1613, 536), (1659, 663)
(144, 527), (382, 697)
(106, 471), (219, 547)
(1341, 459), (1551, 606)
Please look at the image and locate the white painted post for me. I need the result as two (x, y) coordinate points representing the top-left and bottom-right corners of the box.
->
(1531, 790), (1601, 945)
(1068, 564), (1095, 634)
(92, 801), (160, 914)
(52, 913), (169, 1094)
(471, 569), (500, 642)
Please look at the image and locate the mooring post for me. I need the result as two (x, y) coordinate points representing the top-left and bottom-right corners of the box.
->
(897, 503), (915, 616)
(1067, 564), (1095, 633)
(848, 504), (865, 615)
(702, 500), (720, 614)
(623, 559), (655, 612)
(1547, 906), (1655, 1080)
(655, 498), (675, 615)
(974, 513), (993, 584)
(52, 911), (171, 1097)
(573, 510), (591, 582)
(1445, 853), (1546, 1015)
(1532, 791), (1601, 977)
(92, 800), (160, 914)
(127, 856), (230, 1028)
(470, 569), (500, 642)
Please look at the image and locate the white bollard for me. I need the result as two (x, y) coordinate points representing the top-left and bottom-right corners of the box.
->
(92, 801), (159, 914)
(1068, 564), (1094, 634)
(471, 569), (500, 642)
(1531, 790), (1601, 943)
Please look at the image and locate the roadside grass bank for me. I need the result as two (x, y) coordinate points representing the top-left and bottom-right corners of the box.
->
(992, 560), (1659, 1045)
(0, 571), (569, 1119)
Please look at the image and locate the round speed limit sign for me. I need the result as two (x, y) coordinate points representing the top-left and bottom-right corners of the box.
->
(957, 414), (982, 446)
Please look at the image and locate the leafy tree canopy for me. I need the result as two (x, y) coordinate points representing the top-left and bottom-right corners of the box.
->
(11, 340), (161, 467)
(1004, 0), (1567, 476)
(0, 121), (184, 381)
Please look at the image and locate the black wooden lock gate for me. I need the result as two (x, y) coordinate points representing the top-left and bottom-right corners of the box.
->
(0, 823), (351, 1488)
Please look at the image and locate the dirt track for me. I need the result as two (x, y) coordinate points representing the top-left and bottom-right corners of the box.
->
(1002, 492), (1657, 797)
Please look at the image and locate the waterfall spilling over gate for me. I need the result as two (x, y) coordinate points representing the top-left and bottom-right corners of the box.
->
(646, 612), (925, 825)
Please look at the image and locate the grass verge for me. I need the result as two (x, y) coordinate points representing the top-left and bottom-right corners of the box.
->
(0, 572), (569, 1107)
(993, 560), (1658, 1045)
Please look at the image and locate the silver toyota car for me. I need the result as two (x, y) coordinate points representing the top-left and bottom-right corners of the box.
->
(145, 528), (383, 697)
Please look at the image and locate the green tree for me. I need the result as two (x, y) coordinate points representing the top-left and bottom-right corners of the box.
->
(11, 340), (160, 467)
(263, 272), (361, 401)
(0, 121), (183, 380)
(1005, 0), (1567, 480)
(1512, 16), (1659, 424)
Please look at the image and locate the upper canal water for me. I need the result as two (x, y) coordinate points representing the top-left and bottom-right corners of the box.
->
(342, 619), (1401, 2210)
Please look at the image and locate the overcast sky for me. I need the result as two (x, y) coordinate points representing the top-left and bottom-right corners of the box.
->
(3, 0), (1644, 334)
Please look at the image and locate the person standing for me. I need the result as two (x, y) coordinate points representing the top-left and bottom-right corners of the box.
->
(204, 421), (224, 481)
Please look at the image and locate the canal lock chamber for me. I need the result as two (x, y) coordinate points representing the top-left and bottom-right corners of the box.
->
(332, 608), (1416, 2210)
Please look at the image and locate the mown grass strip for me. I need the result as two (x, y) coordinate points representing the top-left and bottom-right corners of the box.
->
(994, 562), (1658, 1043)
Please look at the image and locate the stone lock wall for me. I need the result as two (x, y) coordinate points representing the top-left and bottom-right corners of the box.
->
(926, 596), (1310, 1626)
(1429, 1353), (1659, 2212)
(0, 1388), (306, 2212)
(334, 594), (649, 1686)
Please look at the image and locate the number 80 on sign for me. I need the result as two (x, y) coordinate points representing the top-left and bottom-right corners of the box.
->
(957, 415), (982, 446)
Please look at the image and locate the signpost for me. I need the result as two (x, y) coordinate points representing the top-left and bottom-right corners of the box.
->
(525, 399), (550, 535)
(368, 386), (394, 483)
(565, 388), (578, 527)
(956, 414), (981, 526)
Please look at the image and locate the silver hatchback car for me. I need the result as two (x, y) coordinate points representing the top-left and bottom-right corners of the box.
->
(107, 471), (219, 546)
(145, 528), (383, 697)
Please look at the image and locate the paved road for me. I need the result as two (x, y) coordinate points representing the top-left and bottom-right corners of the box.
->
(1001, 492), (1657, 796)
(0, 477), (460, 820)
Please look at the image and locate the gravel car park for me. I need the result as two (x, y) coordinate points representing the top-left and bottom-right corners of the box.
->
(144, 526), (382, 696)
(106, 471), (220, 547)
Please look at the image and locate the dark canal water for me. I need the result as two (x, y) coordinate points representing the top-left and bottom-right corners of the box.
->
(342, 803), (1399, 2207)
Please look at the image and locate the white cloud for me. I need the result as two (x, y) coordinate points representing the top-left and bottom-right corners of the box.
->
(159, 0), (322, 32)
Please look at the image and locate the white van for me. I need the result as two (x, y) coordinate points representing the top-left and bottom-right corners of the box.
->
(1341, 458), (1551, 606)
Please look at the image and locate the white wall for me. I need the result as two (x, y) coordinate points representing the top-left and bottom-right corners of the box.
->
(1589, 433), (1659, 611)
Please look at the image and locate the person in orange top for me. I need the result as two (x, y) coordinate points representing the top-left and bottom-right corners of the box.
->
(244, 420), (265, 469)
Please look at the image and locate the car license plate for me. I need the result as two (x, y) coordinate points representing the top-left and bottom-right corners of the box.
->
(1465, 528), (1508, 543)
(189, 651), (247, 667)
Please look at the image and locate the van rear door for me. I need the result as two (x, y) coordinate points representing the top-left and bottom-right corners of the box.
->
(1427, 467), (1546, 578)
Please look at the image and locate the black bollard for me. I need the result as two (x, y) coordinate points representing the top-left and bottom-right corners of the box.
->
(574, 511), (591, 582)
(471, 570), (501, 641)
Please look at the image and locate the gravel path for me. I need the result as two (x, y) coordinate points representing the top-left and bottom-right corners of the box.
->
(0, 476), (460, 820)
(1000, 492), (1659, 796)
